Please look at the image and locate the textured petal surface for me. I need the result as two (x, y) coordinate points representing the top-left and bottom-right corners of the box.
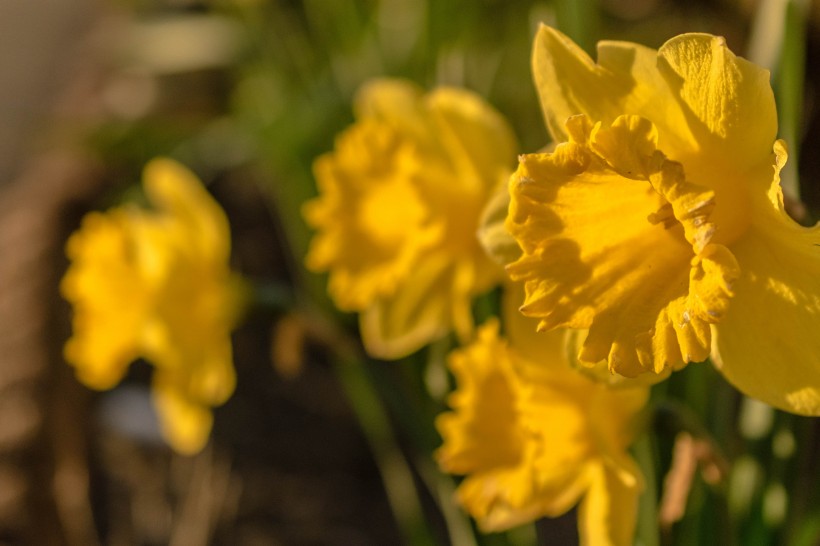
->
(657, 33), (777, 169)
(505, 282), (663, 388)
(533, 26), (778, 173)
(714, 143), (820, 415)
(532, 25), (695, 154)
(506, 116), (738, 376)
(532, 26), (779, 251)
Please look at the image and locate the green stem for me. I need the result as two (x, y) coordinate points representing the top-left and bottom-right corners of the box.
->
(414, 456), (482, 546)
(777, 0), (808, 202)
(634, 432), (660, 546)
(334, 356), (438, 546)
(275, 298), (439, 545)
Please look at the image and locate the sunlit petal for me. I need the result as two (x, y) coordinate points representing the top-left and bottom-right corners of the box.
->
(532, 25), (695, 153)
(657, 33), (777, 169)
(577, 461), (642, 546)
(714, 142), (820, 415)
(507, 115), (737, 376)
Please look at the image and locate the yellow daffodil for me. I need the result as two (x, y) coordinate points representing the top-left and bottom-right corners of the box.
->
(303, 79), (516, 359)
(505, 25), (820, 415)
(61, 158), (248, 454)
(435, 310), (648, 544)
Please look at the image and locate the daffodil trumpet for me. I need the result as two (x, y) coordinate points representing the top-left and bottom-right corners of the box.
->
(502, 25), (820, 415)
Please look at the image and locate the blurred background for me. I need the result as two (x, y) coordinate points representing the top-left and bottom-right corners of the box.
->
(2, 0), (820, 545)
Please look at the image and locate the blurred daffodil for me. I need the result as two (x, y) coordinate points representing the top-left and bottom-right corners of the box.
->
(62, 158), (248, 454)
(303, 79), (516, 359)
(435, 308), (647, 544)
(503, 25), (820, 415)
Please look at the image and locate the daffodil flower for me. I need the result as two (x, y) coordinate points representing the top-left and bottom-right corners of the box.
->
(303, 79), (516, 359)
(61, 158), (248, 453)
(435, 306), (647, 544)
(505, 25), (820, 415)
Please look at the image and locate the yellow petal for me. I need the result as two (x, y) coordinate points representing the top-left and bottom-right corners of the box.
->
(457, 454), (593, 533)
(456, 467), (549, 533)
(506, 115), (738, 376)
(504, 281), (641, 392)
(502, 281), (566, 373)
(503, 287), (650, 505)
(503, 280), (662, 389)
(713, 143), (820, 415)
(657, 33), (777, 169)
(563, 328), (671, 388)
(423, 87), (512, 289)
(304, 121), (443, 311)
(141, 162), (245, 388)
(353, 78), (433, 144)
(477, 182), (522, 267)
(437, 319), (648, 534)
(588, 388), (650, 462)
(61, 211), (152, 389)
(145, 327), (237, 404)
(436, 320), (591, 531)
(143, 158), (230, 262)
(307, 79), (511, 356)
(531, 25), (695, 154)
(577, 461), (641, 546)
(359, 252), (458, 359)
(435, 319), (525, 474)
(521, 349), (648, 491)
(427, 87), (517, 195)
(62, 157), (243, 457)
(145, 261), (242, 387)
(152, 373), (214, 455)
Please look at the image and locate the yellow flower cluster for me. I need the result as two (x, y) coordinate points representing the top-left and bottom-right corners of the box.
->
(62, 159), (247, 454)
(304, 76), (652, 543)
(303, 23), (820, 543)
(303, 79), (516, 359)
(61, 19), (820, 545)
